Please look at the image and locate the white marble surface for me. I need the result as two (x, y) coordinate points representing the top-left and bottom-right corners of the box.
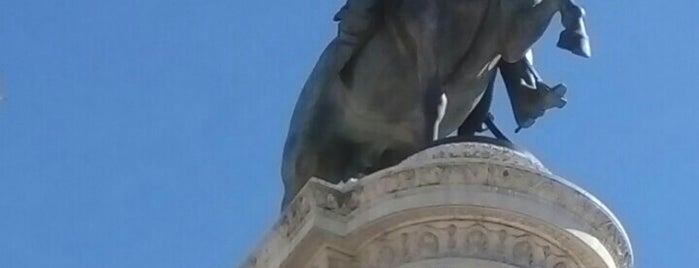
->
(240, 142), (633, 268)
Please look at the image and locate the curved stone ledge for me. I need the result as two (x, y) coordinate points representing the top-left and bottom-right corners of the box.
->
(241, 142), (633, 268)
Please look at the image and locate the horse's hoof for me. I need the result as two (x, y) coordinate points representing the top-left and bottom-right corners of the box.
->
(550, 84), (568, 109)
(557, 30), (591, 58)
(535, 82), (567, 110)
(516, 118), (536, 132)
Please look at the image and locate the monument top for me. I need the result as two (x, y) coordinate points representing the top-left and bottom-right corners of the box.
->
(244, 142), (633, 268)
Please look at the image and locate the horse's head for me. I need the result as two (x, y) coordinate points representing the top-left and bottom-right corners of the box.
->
(500, 0), (591, 63)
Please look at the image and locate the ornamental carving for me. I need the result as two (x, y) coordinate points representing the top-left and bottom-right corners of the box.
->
(279, 194), (312, 239)
(262, 143), (633, 268)
(402, 143), (550, 174)
(357, 220), (578, 268)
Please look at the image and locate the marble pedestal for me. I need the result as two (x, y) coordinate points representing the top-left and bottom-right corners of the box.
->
(241, 142), (633, 268)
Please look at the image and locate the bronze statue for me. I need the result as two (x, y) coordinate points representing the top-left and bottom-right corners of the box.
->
(281, 0), (590, 208)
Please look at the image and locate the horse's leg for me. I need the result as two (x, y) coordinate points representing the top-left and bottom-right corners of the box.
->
(281, 144), (319, 209)
(281, 38), (350, 209)
(557, 0), (591, 57)
(424, 78), (448, 142)
(433, 93), (448, 141)
(501, 0), (590, 60)
(499, 0), (561, 62)
(358, 78), (445, 173)
(499, 54), (567, 131)
(458, 71), (496, 136)
(282, 100), (335, 209)
(281, 135), (358, 209)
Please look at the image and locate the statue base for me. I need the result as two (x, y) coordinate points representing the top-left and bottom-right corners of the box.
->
(241, 142), (633, 268)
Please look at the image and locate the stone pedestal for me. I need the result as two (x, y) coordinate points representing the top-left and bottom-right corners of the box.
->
(241, 142), (633, 268)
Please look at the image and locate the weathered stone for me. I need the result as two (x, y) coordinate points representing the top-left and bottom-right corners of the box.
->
(241, 143), (633, 268)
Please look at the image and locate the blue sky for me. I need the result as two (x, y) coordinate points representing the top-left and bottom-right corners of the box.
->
(0, 0), (697, 267)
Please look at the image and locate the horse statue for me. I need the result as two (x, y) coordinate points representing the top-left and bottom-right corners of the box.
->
(281, 0), (590, 208)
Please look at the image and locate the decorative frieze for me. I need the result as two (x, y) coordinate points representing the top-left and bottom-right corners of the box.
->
(357, 221), (577, 268)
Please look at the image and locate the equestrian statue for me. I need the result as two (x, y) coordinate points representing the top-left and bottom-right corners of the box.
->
(281, 0), (591, 208)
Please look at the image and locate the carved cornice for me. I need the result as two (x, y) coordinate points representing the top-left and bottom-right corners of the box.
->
(243, 142), (633, 268)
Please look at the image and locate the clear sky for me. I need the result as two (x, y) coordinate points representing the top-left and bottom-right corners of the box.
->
(0, 0), (696, 267)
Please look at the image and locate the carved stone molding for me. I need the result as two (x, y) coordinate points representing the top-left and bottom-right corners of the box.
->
(357, 220), (579, 268)
(401, 142), (550, 174)
(240, 142), (633, 268)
